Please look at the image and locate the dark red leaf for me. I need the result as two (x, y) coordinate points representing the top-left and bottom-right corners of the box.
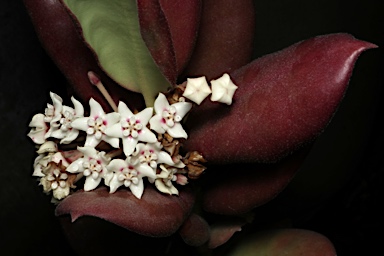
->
(208, 217), (246, 249)
(137, 0), (177, 84)
(159, 0), (201, 76)
(23, 0), (145, 111)
(185, 33), (377, 163)
(181, 0), (255, 81)
(202, 148), (308, 215)
(56, 186), (195, 237)
(178, 213), (210, 246)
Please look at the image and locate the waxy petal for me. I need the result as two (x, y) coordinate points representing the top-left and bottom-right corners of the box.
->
(185, 34), (377, 163)
(56, 186), (195, 237)
(84, 176), (101, 191)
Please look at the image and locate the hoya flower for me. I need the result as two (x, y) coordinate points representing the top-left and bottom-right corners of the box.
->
(106, 157), (156, 199)
(39, 151), (76, 200)
(149, 93), (192, 139)
(132, 142), (185, 170)
(27, 113), (48, 144)
(210, 73), (238, 105)
(71, 98), (120, 148)
(104, 102), (157, 156)
(43, 91), (62, 125)
(49, 96), (84, 144)
(155, 165), (188, 195)
(182, 76), (211, 105)
(33, 141), (58, 177)
(66, 147), (111, 191)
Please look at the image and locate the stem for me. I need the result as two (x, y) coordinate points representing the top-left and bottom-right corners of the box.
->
(87, 71), (118, 112)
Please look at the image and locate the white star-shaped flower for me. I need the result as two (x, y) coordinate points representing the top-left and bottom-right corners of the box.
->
(28, 113), (48, 144)
(39, 151), (75, 200)
(66, 147), (111, 191)
(154, 165), (180, 195)
(106, 157), (156, 199)
(210, 73), (238, 105)
(182, 76), (211, 105)
(132, 142), (185, 170)
(104, 102), (157, 156)
(149, 93), (192, 139)
(71, 98), (120, 148)
(49, 96), (84, 144)
(33, 141), (58, 177)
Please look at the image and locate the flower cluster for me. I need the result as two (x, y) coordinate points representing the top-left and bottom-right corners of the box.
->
(28, 73), (237, 200)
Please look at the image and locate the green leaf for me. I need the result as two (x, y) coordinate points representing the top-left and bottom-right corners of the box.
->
(62, 0), (170, 106)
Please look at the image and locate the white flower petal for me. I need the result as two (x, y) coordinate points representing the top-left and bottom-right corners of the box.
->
(137, 164), (157, 180)
(210, 73), (238, 105)
(183, 76), (211, 105)
(105, 112), (120, 127)
(84, 176), (101, 191)
(172, 102), (192, 119)
(136, 107), (153, 124)
(167, 123), (188, 139)
(157, 151), (176, 166)
(130, 179), (144, 199)
(66, 158), (84, 173)
(104, 123), (123, 138)
(137, 127), (157, 144)
(154, 93), (170, 113)
(103, 136), (120, 148)
(122, 136), (138, 156)
(107, 159), (127, 172)
(71, 96), (84, 117)
(53, 186), (70, 200)
(60, 130), (79, 144)
(71, 117), (91, 131)
(109, 174), (123, 193)
(89, 98), (105, 118)
(84, 134), (101, 148)
(149, 115), (166, 134)
(117, 101), (134, 117)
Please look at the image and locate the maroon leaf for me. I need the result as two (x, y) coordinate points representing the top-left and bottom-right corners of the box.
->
(202, 148), (308, 215)
(137, 0), (177, 84)
(185, 33), (377, 163)
(159, 0), (201, 76)
(23, 0), (145, 111)
(56, 186), (195, 237)
(229, 229), (337, 256)
(182, 0), (255, 80)
(178, 213), (210, 246)
(208, 217), (247, 249)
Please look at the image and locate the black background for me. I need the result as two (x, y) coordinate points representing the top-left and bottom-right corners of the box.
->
(1, 0), (383, 255)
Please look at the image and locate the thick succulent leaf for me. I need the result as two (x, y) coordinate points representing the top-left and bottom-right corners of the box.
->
(55, 186), (195, 237)
(208, 217), (247, 249)
(203, 148), (308, 215)
(178, 213), (210, 247)
(185, 34), (377, 163)
(181, 0), (255, 81)
(159, 0), (201, 75)
(137, 0), (177, 85)
(59, 215), (171, 255)
(229, 229), (336, 256)
(62, 0), (170, 106)
(23, 0), (145, 112)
